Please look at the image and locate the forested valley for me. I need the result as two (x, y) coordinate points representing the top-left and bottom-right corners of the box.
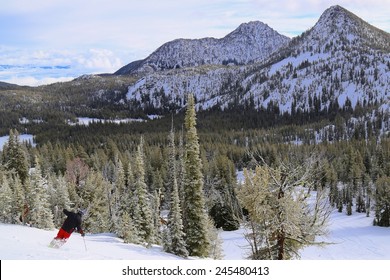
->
(0, 88), (389, 259)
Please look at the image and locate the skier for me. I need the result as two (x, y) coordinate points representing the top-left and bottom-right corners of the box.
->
(49, 209), (85, 248)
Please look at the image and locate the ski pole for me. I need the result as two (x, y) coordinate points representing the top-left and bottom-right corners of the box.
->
(83, 236), (87, 252)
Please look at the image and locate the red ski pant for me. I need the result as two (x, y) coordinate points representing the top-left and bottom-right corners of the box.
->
(55, 228), (72, 240)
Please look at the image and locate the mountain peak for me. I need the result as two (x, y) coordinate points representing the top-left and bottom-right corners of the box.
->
(304, 5), (390, 52)
(232, 21), (270, 33)
(225, 21), (282, 41)
(323, 4), (348, 14)
(315, 5), (361, 32)
(116, 21), (289, 74)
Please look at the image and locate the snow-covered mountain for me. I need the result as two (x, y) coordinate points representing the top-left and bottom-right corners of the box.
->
(301, 5), (390, 53)
(122, 5), (390, 121)
(241, 5), (390, 113)
(116, 21), (290, 74)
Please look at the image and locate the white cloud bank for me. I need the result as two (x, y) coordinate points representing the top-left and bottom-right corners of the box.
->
(0, 48), (123, 86)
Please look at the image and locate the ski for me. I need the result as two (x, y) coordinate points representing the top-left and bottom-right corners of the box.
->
(48, 238), (67, 249)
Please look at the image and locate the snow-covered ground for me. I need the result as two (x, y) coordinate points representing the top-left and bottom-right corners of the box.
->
(2, 210), (389, 280)
(300, 210), (390, 259)
(1, 209), (389, 260)
(222, 210), (390, 260)
(0, 224), (182, 260)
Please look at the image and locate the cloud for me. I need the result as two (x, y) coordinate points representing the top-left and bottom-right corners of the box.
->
(76, 49), (123, 73)
(4, 76), (74, 87)
(0, 47), (123, 86)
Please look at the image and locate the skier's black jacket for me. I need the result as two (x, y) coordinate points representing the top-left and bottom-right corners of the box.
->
(61, 209), (84, 234)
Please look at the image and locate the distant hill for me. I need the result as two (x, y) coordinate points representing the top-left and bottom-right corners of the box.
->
(0, 81), (20, 89)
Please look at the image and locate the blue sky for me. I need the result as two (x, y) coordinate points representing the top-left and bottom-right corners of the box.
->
(1, 0), (389, 86)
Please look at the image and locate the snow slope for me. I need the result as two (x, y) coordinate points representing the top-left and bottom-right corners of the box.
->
(300, 210), (390, 260)
(221, 210), (390, 260)
(0, 224), (182, 260)
(1, 209), (389, 260)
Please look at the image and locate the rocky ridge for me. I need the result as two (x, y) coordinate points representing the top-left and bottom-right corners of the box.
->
(116, 21), (290, 74)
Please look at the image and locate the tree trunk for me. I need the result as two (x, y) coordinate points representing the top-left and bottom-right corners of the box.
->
(277, 230), (285, 260)
(277, 184), (285, 260)
(249, 219), (259, 258)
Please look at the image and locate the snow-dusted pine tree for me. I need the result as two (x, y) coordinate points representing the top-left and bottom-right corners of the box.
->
(152, 189), (162, 245)
(112, 157), (126, 234)
(10, 175), (25, 224)
(115, 158), (126, 205)
(103, 160), (117, 231)
(182, 94), (210, 257)
(0, 174), (13, 223)
(28, 158), (55, 229)
(48, 175), (72, 227)
(133, 136), (155, 247)
(177, 130), (186, 214)
(1, 129), (29, 184)
(126, 160), (135, 193)
(164, 124), (188, 258)
(374, 175), (390, 227)
(118, 211), (140, 244)
(80, 171), (110, 233)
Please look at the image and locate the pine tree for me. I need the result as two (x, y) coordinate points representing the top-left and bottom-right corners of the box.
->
(374, 175), (390, 227)
(325, 162), (338, 207)
(177, 130), (186, 214)
(112, 157), (126, 234)
(133, 136), (155, 246)
(10, 175), (25, 224)
(118, 211), (140, 244)
(48, 175), (72, 227)
(1, 129), (29, 184)
(103, 160), (117, 231)
(164, 124), (188, 257)
(28, 158), (55, 229)
(153, 189), (162, 245)
(80, 171), (110, 233)
(0, 174), (13, 223)
(116, 160), (134, 219)
(365, 178), (374, 217)
(116, 158), (142, 243)
(182, 94), (210, 257)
